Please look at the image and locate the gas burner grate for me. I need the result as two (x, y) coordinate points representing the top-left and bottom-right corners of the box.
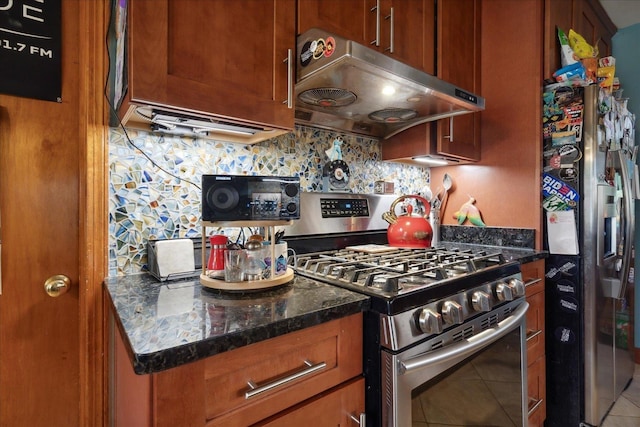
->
(293, 247), (508, 295)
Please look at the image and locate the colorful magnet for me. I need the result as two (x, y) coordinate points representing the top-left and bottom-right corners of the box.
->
(324, 36), (335, 57)
(548, 152), (562, 169)
(300, 41), (314, 66)
(312, 38), (326, 59)
(559, 167), (578, 181)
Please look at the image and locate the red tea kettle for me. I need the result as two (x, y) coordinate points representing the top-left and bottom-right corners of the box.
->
(382, 195), (433, 248)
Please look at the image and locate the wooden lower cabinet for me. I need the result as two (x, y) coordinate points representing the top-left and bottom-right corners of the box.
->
(522, 259), (546, 425)
(255, 377), (364, 426)
(112, 314), (364, 427)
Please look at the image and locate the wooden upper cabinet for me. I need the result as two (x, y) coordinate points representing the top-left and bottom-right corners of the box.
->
(297, 0), (370, 45)
(377, 0), (435, 73)
(436, 0), (481, 161)
(125, 0), (295, 132)
(382, 0), (481, 164)
(297, 0), (435, 73)
(544, 0), (616, 80)
(573, 0), (616, 59)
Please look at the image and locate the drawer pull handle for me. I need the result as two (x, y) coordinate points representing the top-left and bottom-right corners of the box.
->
(528, 396), (543, 416)
(245, 360), (327, 399)
(526, 329), (542, 342)
(524, 277), (542, 287)
(350, 412), (366, 425)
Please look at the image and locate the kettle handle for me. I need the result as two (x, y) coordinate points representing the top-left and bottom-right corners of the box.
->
(384, 195), (431, 223)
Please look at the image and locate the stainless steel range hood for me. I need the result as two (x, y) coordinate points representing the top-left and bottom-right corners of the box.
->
(295, 29), (484, 140)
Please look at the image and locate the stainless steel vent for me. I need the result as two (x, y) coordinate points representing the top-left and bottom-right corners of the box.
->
(295, 28), (484, 140)
(298, 88), (357, 107)
(369, 108), (418, 123)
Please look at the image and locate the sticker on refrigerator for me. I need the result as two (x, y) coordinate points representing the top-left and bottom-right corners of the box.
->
(554, 326), (576, 344)
(542, 173), (580, 204)
(556, 279), (576, 295)
(558, 144), (582, 165)
(559, 296), (579, 313)
(546, 260), (578, 280)
(559, 167), (578, 181)
(542, 194), (572, 211)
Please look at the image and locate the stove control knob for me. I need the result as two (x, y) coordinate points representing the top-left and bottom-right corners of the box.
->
(507, 278), (525, 297)
(471, 291), (492, 312)
(495, 282), (514, 301)
(418, 309), (443, 334)
(441, 301), (464, 325)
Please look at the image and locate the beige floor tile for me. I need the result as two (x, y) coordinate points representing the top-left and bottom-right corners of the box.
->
(609, 396), (640, 417)
(601, 415), (640, 427)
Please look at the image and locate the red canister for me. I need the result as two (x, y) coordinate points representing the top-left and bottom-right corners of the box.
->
(207, 235), (228, 276)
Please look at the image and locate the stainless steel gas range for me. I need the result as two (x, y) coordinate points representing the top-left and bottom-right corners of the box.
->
(287, 192), (529, 427)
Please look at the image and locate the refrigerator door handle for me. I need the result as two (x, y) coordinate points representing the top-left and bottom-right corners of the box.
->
(616, 150), (634, 299)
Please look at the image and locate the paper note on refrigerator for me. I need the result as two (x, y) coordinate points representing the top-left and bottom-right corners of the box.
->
(546, 210), (579, 255)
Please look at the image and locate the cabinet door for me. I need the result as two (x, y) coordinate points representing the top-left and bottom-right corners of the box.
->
(297, 0), (370, 43)
(128, 0), (295, 129)
(527, 356), (547, 426)
(378, 0), (435, 73)
(574, 0), (615, 59)
(436, 0), (481, 161)
(543, 0), (573, 79)
(255, 377), (365, 427)
(526, 286), (545, 364)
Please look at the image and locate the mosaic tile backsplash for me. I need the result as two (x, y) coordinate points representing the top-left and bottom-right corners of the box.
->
(109, 126), (430, 276)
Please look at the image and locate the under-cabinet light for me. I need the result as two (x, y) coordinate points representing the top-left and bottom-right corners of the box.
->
(151, 112), (260, 136)
(412, 156), (450, 166)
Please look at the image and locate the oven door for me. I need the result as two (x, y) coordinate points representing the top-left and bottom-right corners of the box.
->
(381, 299), (528, 427)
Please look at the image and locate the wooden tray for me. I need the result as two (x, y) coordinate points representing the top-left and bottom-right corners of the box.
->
(199, 268), (294, 291)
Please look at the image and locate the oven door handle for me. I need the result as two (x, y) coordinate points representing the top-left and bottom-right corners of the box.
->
(399, 301), (528, 375)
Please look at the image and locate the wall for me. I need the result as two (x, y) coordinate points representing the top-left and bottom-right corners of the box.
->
(612, 23), (640, 147)
(108, 126), (429, 276)
(430, 0), (543, 248)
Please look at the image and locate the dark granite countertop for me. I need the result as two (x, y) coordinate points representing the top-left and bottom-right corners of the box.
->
(104, 273), (369, 374)
(105, 236), (546, 375)
(438, 241), (548, 265)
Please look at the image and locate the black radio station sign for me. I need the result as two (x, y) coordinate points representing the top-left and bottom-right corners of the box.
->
(0, 0), (61, 102)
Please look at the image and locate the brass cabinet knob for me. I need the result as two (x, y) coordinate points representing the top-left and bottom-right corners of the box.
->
(44, 275), (71, 297)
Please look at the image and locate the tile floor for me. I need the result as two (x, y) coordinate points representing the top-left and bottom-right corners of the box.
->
(601, 364), (640, 427)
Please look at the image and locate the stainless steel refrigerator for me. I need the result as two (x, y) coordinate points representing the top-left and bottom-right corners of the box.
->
(543, 84), (636, 426)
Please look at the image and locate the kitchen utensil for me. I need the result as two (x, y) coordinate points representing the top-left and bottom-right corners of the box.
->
(382, 195), (433, 248)
(441, 173), (453, 213)
(207, 235), (228, 278)
(423, 186), (433, 203)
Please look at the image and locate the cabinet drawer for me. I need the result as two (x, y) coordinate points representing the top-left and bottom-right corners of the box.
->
(255, 377), (365, 426)
(526, 288), (545, 364)
(527, 355), (546, 425)
(522, 259), (545, 364)
(521, 259), (545, 297)
(203, 314), (362, 426)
